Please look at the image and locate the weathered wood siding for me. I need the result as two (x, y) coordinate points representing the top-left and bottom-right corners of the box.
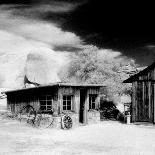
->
(131, 81), (137, 122)
(7, 93), (40, 113)
(86, 87), (100, 123)
(7, 87), (58, 114)
(58, 86), (100, 124)
(131, 67), (155, 123)
(138, 68), (155, 80)
(6, 86), (101, 125)
(87, 88), (100, 109)
(132, 81), (155, 122)
(58, 87), (80, 114)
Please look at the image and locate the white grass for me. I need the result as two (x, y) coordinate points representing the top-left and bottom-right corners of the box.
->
(0, 98), (7, 112)
(0, 117), (155, 155)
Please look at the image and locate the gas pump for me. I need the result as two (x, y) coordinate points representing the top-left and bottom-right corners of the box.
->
(124, 103), (131, 124)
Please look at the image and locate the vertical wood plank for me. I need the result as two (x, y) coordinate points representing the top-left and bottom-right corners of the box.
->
(148, 82), (151, 121)
(58, 88), (62, 114)
(84, 89), (88, 124)
(132, 81), (137, 122)
(154, 84), (155, 123)
(142, 81), (145, 120)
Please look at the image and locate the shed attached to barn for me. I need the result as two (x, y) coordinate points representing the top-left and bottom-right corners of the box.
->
(124, 62), (155, 123)
(4, 82), (105, 127)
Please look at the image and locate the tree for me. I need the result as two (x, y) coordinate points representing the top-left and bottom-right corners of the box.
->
(59, 46), (138, 101)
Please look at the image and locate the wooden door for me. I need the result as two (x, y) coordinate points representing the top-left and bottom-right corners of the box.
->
(152, 84), (155, 123)
(143, 82), (150, 121)
(137, 82), (150, 122)
(79, 89), (86, 123)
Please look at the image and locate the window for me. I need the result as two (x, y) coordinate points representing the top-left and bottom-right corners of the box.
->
(89, 94), (97, 110)
(39, 95), (53, 111)
(63, 95), (72, 111)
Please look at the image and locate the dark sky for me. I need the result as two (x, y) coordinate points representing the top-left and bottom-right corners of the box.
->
(0, 0), (155, 66)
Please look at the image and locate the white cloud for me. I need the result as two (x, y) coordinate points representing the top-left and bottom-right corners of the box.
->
(0, 6), (83, 49)
(98, 49), (122, 59)
(0, 30), (49, 54)
(13, 23), (82, 47)
(0, 29), (71, 88)
(1, 1), (83, 15)
(0, 4), (128, 88)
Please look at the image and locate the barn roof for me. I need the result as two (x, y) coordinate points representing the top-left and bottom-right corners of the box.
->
(3, 82), (105, 94)
(123, 61), (155, 83)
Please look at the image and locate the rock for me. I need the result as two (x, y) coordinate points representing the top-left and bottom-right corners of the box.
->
(25, 49), (61, 85)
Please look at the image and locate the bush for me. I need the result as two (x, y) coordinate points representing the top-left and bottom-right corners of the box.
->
(0, 111), (19, 120)
(117, 112), (125, 123)
(100, 100), (119, 120)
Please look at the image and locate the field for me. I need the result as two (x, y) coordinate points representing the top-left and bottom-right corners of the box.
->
(0, 115), (155, 155)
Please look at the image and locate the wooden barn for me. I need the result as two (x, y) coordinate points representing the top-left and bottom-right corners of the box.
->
(124, 62), (155, 123)
(4, 83), (104, 127)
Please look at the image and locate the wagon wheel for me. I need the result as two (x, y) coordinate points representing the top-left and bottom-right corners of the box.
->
(19, 105), (36, 125)
(61, 115), (72, 129)
(35, 113), (54, 128)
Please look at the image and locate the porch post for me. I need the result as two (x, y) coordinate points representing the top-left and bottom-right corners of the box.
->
(84, 90), (88, 124)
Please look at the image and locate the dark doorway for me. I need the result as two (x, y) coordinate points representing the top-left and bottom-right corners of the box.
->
(79, 89), (86, 123)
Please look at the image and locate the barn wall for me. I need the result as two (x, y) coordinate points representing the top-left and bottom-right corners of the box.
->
(7, 87), (59, 114)
(138, 68), (155, 81)
(131, 67), (155, 123)
(132, 80), (155, 123)
(58, 87), (101, 124)
(6, 86), (102, 126)
(131, 81), (137, 122)
(7, 93), (40, 114)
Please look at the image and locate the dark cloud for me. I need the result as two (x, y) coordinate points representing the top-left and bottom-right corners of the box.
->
(60, 0), (155, 66)
(124, 46), (155, 66)
(0, 0), (33, 4)
(62, 1), (155, 49)
(53, 45), (82, 52)
(1, 1), (155, 50)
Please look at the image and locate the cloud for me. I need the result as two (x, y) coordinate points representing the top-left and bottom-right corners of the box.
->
(98, 49), (122, 59)
(0, 3), (85, 88)
(13, 23), (83, 47)
(0, 0), (85, 21)
(0, 30), (49, 54)
(0, 30), (69, 88)
(0, 2), (132, 88)
(0, 6), (83, 49)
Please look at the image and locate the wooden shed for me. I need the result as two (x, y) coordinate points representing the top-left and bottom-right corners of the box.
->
(124, 62), (155, 123)
(4, 82), (104, 127)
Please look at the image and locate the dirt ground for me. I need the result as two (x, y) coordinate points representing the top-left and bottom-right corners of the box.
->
(0, 116), (155, 155)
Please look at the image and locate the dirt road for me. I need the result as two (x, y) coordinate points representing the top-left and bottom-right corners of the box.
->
(0, 117), (155, 155)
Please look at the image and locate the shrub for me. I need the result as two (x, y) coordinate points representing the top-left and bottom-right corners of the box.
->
(100, 100), (119, 120)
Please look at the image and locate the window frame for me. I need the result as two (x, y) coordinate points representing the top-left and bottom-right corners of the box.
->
(62, 95), (73, 111)
(89, 94), (97, 110)
(39, 95), (53, 112)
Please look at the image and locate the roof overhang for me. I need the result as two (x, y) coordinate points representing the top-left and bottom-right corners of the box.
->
(3, 82), (106, 94)
(123, 61), (155, 83)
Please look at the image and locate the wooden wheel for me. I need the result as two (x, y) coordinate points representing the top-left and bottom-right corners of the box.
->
(35, 114), (54, 128)
(61, 115), (73, 129)
(19, 105), (36, 125)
